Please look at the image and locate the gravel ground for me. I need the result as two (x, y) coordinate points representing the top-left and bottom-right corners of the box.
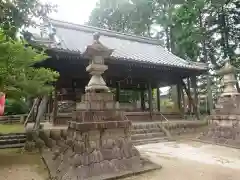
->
(122, 140), (240, 180)
(0, 140), (240, 180)
(0, 165), (45, 180)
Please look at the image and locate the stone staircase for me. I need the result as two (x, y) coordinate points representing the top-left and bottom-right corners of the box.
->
(131, 120), (208, 145)
(131, 123), (169, 145)
(0, 133), (26, 149)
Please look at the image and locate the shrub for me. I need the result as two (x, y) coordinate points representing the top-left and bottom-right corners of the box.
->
(4, 99), (29, 115)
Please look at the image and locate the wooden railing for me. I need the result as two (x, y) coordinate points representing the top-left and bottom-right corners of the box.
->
(0, 114), (28, 124)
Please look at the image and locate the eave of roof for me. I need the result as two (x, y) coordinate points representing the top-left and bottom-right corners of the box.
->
(31, 18), (208, 72)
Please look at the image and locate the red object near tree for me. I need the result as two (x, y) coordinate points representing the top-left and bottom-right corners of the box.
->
(0, 93), (6, 116)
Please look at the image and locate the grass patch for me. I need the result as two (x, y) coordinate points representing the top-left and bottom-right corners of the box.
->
(0, 124), (25, 134)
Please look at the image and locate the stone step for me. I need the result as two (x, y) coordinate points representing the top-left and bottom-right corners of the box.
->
(132, 123), (161, 130)
(132, 137), (169, 145)
(0, 134), (26, 140)
(0, 133), (26, 136)
(131, 132), (165, 141)
(0, 143), (25, 149)
(162, 114), (183, 119)
(0, 138), (26, 145)
(131, 128), (163, 135)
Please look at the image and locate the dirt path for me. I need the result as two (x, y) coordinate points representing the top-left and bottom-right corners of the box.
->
(0, 140), (240, 180)
(122, 140), (240, 180)
(0, 149), (48, 180)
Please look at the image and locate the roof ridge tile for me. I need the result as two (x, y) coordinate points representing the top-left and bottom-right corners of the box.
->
(48, 18), (163, 46)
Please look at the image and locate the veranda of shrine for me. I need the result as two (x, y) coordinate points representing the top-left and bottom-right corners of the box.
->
(33, 19), (208, 125)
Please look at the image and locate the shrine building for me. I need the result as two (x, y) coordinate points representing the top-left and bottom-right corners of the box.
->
(29, 19), (208, 125)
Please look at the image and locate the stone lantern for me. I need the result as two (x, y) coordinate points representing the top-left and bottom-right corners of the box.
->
(84, 33), (113, 92)
(40, 33), (159, 180)
(198, 61), (240, 147)
(211, 60), (240, 127)
(217, 61), (238, 97)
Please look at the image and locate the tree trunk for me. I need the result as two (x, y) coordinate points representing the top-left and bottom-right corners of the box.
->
(198, 9), (213, 114)
(24, 98), (39, 127)
(181, 79), (200, 120)
(33, 95), (49, 130)
(33, 97), (42, 122)
(235, 75), (240, 92)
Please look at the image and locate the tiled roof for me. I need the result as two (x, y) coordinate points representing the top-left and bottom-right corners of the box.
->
(37, 19), (208, 71)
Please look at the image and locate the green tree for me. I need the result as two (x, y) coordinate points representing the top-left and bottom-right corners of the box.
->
(0, 31), (59, 99)
(0, 0), (56, 38)
(89, 0), (240, 111)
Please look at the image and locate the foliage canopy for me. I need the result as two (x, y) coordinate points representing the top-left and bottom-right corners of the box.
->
(0, 0), (56, 38)
(0, 31), (59, 98)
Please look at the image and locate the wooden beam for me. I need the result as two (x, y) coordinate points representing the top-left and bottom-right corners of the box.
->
(181, 79), (200, 120)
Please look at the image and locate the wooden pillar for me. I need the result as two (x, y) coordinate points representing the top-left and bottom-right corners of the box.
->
(49, 93), (53, 113)
(53, 86), (58, 125)
(206, 74), (213, 114)
(115, 82), (120, 102)
(192, 76), (199, 119)
(140, 90), (145, 111)
(156, 85), (161, 112)
(181, 85), (186, 117)
(177, 82), (183, 115)
(187, 78), (192, 114)
(148, 81), (153, 119)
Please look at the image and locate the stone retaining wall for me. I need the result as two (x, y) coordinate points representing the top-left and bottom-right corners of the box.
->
(163, 121), (208, 136)
(198, 125), (240, 147)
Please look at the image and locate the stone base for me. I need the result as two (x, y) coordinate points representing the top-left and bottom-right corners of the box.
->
(211, 115), (240, 127)
(198, 125), (240, 148)
(39, 122), (160, 180)
(213, 94), (240, 115)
